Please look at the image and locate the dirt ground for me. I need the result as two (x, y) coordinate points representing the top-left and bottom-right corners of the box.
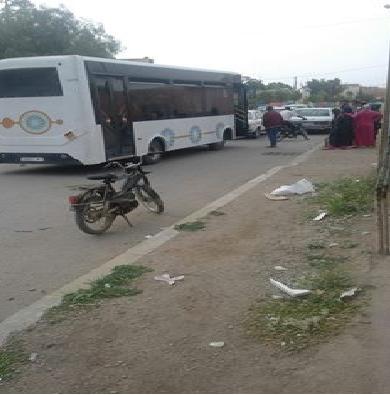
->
(2, 147), (389, 394)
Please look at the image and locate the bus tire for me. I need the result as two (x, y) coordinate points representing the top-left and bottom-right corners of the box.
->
(224, 128), (233, 140)
(143, 139), (164, 165)
(208, 140), (225, 151)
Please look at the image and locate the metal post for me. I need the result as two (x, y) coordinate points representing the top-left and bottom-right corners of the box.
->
(378, 188), (384, 254)
(379, 43), (390, 168)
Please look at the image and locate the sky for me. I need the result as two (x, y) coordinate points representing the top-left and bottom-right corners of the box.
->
(33, 0), (390, 87)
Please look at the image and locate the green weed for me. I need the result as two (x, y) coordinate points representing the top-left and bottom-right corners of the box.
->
(44, 265), (151, 322)
(0, 341), (27, 381)
(246, 267), (362, 350)
(310, 176), (375, 217)
(174, 221), (206, 232)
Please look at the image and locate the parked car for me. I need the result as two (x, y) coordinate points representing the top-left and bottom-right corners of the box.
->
(247, 110), (263, 138)
(290, 107), (332, 133)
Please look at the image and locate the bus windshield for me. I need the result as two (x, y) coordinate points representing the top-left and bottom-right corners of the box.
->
(0, 67), (63, 98)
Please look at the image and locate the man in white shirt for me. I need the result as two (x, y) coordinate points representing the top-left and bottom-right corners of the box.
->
(280, 106), (296, 121)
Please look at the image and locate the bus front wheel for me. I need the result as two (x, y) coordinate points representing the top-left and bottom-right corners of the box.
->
(208, 140), (225, 151)
(143, 139), (164, 165)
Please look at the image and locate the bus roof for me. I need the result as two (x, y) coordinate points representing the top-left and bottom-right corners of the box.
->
(0, 55), (241, 84)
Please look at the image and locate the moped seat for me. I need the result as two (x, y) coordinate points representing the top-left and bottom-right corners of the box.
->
(87, 173), (118, 182)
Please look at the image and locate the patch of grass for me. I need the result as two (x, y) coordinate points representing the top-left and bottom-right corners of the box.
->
(0, 341), (27, 381)
(174, 221), (206, 232)
(310, 176), (376, 217)
(305, 254), (347, 269)
(246, 267), (364, 351)
(44, 265), (151, 323)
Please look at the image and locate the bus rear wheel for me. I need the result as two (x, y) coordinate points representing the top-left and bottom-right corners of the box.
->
(143, 139), (164, 165)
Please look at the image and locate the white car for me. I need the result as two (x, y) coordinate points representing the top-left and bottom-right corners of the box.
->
(247, 110), (263, 138)
(291, 107), (333, 133)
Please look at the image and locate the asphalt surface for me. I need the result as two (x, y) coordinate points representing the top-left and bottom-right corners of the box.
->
(0, 135), (322, 321)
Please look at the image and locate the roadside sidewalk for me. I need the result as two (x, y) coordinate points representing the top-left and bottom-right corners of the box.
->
(2, 146), (388, 394)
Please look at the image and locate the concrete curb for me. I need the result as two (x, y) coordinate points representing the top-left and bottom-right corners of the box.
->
(0, 143), (322, 346)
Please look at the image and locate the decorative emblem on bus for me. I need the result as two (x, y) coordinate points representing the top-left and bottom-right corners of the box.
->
(161, 128), (175, 147)
(215, 123), (225, 139)
(189, 126), (202, 144)
(0, 111), (63, 135)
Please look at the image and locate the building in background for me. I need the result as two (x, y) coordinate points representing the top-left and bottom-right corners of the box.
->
(341, 84), (360, 99)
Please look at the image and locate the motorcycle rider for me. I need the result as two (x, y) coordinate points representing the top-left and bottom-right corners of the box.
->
(280, 106), (298, 137)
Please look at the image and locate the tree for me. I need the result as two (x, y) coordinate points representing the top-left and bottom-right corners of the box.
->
(0, 0), (122, 59)
(306, 78), (343, 102)
(243, 78), (301, 108)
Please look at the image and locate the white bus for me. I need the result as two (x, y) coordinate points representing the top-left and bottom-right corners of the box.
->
(0, 55), (248, 165)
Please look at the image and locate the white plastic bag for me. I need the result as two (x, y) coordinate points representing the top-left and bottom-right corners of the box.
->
(270, 179), (315, 196)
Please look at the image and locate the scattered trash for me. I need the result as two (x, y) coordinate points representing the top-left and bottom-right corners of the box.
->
(270, 179), (315, 196)
(274, 265), (288, 271)
(362, 214), (371, 218)
(270, 278), (311, 298)
(104, 283), (111, 288)
(264, 193), (289, 201)
(154, 273), (184, 286)
(280, 341), (286, 347)
(313, 211), (327, 221)
(361, 231), (371, 236)
(145, 235), (153, 239)
(29, 352), (38, 362)
(209, 341), (225, 348)
(272, 295), (284, 300)
(329, 242), (339, 247)
(340, 287), (361, 301)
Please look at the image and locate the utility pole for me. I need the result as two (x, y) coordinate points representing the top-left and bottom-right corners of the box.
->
(293, 76), (298, 90)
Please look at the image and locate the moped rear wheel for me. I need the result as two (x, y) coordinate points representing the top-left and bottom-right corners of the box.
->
(75, 191), (115, 234)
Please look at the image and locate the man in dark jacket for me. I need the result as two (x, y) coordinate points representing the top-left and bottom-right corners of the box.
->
(262, 105), (283, 147)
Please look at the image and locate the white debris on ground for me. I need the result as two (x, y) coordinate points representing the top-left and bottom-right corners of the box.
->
(154, 273), (185, 286)
(340, 287), (362, 301)
(209, 342), (225, 348)
(270, 179), (315, 196)
(270, 278), (311, 298)
(274, 265), (288, 271)
(313, 211), (327, 221)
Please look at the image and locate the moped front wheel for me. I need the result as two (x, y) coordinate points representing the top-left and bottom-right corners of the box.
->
(135, 185), (164, 214)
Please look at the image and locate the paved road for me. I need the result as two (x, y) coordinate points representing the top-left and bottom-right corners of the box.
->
(0, 135), (322, 321)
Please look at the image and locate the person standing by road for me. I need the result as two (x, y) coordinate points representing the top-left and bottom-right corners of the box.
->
(262, 105), (283, 147)
(353, 105), (382, 147)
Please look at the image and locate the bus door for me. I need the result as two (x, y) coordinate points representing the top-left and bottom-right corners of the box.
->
(234, 83), (249, 137)
(93, 76), (134, 159)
